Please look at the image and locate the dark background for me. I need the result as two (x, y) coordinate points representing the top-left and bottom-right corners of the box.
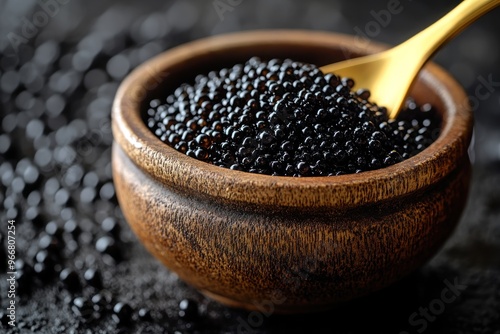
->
(0, 0), (499, 333)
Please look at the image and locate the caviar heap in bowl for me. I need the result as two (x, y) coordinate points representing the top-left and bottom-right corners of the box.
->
(112, 30), (472, 313)
(146, 57), (440, 177)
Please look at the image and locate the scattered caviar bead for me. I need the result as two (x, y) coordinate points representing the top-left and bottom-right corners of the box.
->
(84, 268), (103, 288)
(91, 292), (113, 313)
(45, 221), (63, 238)
(138, 308), (152, 321)
(147, 58), (440, 176)
(59, 268), (81, 292)
(34, 262), (53, 282)
(38, 235), (61, 253)
(35, 250), (52, 265)
(112, 302), (133, 325)
(101, 217), (121, 236)
(72, 297), (94, 322)
(178, 299), (198, 320)
(95, 236), (121, 261)
(64, 219), (81, 238)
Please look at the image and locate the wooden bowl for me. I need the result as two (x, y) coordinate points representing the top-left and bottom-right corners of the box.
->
(112, 30), (473, 313)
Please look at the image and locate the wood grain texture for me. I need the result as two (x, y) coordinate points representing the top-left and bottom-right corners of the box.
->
(111, 30), (473, 313)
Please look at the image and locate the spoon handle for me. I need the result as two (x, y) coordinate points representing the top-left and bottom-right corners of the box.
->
(396, 0), (500, 64)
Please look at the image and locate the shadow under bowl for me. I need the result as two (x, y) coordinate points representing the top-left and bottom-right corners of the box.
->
(111, 30), (473, 313)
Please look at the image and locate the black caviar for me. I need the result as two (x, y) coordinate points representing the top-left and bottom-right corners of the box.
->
(146, 57), (440, 176)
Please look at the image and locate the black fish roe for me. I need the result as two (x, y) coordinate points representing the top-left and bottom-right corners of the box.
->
(146, 57), (441, 176)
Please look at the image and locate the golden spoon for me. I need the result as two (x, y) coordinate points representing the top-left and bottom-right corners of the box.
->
(320, 0), (500, 119)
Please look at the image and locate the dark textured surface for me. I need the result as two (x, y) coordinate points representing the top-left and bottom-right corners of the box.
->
(1, 0), (499, 333)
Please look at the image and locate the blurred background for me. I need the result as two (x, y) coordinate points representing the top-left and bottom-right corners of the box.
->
(0, 0), (499, 333)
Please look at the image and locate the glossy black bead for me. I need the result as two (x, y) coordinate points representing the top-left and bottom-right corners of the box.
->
(138, 308), (152, 321)
(59, 268), (81, 292)
(178, 299), (198, 320)
(72, 297), (94, 322)
(84, 268), (103, 289)
(95, 236), (121, 261)
(112, 302), (133, 325)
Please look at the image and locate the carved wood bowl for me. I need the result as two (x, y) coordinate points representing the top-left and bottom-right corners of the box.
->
(112, 30), (473, 313)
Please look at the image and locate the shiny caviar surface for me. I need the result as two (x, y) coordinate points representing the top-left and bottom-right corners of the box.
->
(146, 57), (440, 176)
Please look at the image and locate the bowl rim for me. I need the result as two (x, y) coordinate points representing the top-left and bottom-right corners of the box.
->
(112, 29), (472, 209)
